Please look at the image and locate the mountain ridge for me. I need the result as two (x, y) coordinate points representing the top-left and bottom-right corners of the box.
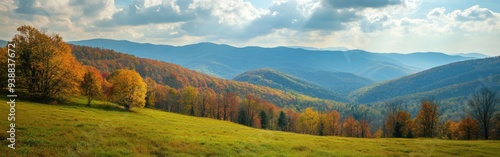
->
(351, 56), (500, 104)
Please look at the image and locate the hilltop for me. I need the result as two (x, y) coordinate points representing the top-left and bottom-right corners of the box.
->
(352, 56), (500, 104)
(234, 68), (345, 101)
(1, 97), (499, 156)
(70, 39), (474, 83)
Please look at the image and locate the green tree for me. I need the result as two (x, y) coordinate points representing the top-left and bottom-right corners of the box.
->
(179, 86), (199, 115)
(278, 111), (288, 131)
(108, 69), (147, 110)
(12, 25), (84, 102)
(259, 110), (269, 129)
(144, 77), (157, 108)
(80, 66), (103, 106)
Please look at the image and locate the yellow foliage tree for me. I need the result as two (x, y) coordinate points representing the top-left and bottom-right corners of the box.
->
(11, 25), (83, 101)
(108, 69), (147, 110)
(297, 108), (320, 135)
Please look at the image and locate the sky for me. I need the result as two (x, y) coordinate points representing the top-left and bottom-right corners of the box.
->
(1, 0), (499, 56)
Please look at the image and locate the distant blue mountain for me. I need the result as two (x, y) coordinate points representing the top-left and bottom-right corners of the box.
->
(455, 53), (489, 58)
(351, 56), (500, 104)
(69, 39), (476, 93)
(0, 39), (7, 47)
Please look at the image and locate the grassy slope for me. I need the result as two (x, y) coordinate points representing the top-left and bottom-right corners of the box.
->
(1, 97), (499, 156)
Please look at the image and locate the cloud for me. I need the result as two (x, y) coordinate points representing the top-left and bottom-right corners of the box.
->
(427, 7), (446, 18)
(450, 5), (493, 21)
(323, 0), (401, 9)
(360, 14), (389, 33)
(95, 0), (192, 27)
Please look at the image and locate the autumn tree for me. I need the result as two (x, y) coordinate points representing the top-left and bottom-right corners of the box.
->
(297, 108), (320, 135)
(225, 93), (240, 122)
(386, 110), (412, 138)
(200, 89), (216, 117)
(80, 66), (103, 106)
(343, 115), (360, 137)
(178, 86), (199, 115)
(107, 69), (147, 110)
(0, 46), (7, 89)
(144, 77), (157, 108)
(458, 115), (479, 140)
(442, 120), (459, 140)
(154, 84), (170, 110)
(323, 110), (341, 136)
(12, 25), (83, 101)
(415, 99), (440, 138)
(467, 87), (498, 140)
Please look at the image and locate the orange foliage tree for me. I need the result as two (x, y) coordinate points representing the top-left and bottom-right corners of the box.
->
(80, 66), (104, 106)
(12, 25), (83, 102)
(415, 100), (439, 138)
(458, 115), (479, 140)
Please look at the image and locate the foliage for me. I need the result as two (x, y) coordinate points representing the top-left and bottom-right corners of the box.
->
(297, 108), (320, 135)
(107, 69), (147, 110)
(415, 100), (440, 138)
(2, 97), (500, 156)
(458, 116), (480, 140)
(11, 25), (84, 102)
(80, 66), (103, 106)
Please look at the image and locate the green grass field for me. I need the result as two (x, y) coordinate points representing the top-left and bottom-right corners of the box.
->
(0, 97), (499, 156)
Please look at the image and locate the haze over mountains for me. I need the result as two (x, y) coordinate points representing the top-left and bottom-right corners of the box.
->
(69, 39), (481, 94)
(4, 38), (496, 105)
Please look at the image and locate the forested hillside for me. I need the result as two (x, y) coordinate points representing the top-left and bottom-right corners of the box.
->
(352, 57), (500, 104)
(70, 45), (347, 111)
(71, 39), (471, 82)
(234, 68), (345, 101)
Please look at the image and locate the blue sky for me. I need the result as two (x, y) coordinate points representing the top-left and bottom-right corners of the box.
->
(1, 0), (499, 56)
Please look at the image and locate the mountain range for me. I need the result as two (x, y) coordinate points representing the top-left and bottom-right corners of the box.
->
(351, 56), (500, 104)
(69, 39), (479, 94)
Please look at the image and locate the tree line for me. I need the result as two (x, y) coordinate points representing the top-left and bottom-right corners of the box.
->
(3, 25), (499, 140)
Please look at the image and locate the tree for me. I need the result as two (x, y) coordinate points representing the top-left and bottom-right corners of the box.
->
(144, 77), (157, 108)
(12, 25), (83, 101)
(343, 115), (360, 137)
(415, 99), (439, 138)
(259, 111), (269, 129)
(297, 108), (321, 135)
(467, 87), (498, 140)
(493, 113), (500, 140)
(80, 66), (103, 106)
(323, 110), (341, 136)
(225, 93), (240, 122)
(442, 120), (459, 140)
(200, 89), (216, 117)
(107, 69), (147, 110)
(278, 111), (288, 131)
(386, 110), (412, 138)
(458, 115), (479, 140)
(178, 86), (199, 115)
(360, 119), (372, 138)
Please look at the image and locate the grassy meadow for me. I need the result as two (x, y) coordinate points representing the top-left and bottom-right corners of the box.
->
(0, 96), (499, 156)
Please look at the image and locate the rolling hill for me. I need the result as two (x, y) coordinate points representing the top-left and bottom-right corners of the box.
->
(233, 68), (345, 101)
(70, 44), (346, 111)
(1, 97), (499, 156)
(69, 39), (474, 84)
(351, 56), (500, 104)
